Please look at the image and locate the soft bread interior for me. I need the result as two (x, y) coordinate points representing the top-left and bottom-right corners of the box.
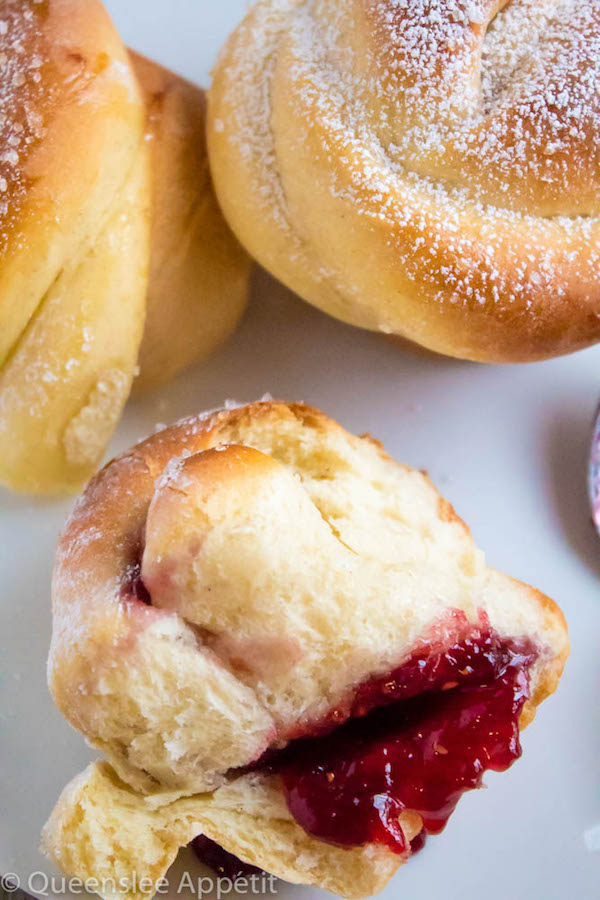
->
(42, 761), (403, 900)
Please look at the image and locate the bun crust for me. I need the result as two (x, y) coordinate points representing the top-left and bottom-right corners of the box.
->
(131, 54), (250, 392)
(45, 401), (568, 897)
(208, 0), (600, 362)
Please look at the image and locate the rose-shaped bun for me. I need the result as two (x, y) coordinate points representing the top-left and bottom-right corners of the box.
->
(43, 401), (568, 898)
(208, 0), (600, 362)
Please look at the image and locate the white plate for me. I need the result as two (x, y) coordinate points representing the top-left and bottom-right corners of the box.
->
(1, 3), (599, 899)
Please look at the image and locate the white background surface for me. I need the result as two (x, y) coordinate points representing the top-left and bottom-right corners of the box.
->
(2, 2), (599, 899)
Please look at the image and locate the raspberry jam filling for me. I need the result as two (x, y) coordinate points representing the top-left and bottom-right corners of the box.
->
(131, 565), (537, 870)
(262, 615), (537, 855)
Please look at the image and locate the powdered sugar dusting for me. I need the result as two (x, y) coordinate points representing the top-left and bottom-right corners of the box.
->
(214, 0), (600, 336)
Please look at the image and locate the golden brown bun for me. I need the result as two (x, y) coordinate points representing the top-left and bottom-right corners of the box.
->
(208, 0), (600, 363)
(44, 401), (568, 898)
(0, 0), (151, 494)
(0, 14), (250, 495)
(131, 53), (250, 392)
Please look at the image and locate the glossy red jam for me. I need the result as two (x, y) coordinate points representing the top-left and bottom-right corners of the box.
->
(176, 602), (535, 872)
(265, 615), (536, 855)
(191, 836), (265, 880)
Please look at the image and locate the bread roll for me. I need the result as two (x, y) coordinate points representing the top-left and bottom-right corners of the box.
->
(208, 0), (600, 362)
(43, 401), (568, 898)
(0, 6), (250, 495)
(0, 0), (150, 495)
(131, 53), (250, 393)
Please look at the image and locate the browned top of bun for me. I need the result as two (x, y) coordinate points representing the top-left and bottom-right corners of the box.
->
(208, 0), (600, 362)
(0, 0), (146, 366)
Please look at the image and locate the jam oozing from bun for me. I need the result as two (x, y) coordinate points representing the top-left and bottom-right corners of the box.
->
(177, 602), (537, 866)
(272, 622), (536, 853)
(282, 662), (530, 850)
